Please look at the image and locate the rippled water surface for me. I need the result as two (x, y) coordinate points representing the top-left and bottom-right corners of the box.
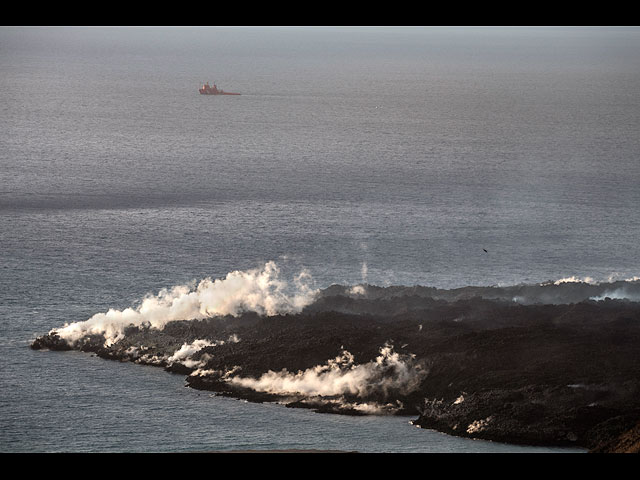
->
(2, 26), (639, 452)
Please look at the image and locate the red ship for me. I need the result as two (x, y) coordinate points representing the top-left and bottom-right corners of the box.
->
(199, 82), (241, 95)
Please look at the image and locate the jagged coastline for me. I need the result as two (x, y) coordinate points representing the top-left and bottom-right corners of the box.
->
(31, 280), (640, 452)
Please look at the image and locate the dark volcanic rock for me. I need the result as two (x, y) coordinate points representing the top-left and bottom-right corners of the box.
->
(589, 420), (640, 453)
(31, 332), (72, 351)
(413, 385), (640, 448)
(30, 284), (640, 450)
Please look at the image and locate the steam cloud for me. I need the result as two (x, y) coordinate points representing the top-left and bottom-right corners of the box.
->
(222, 343), (427, 402)
(52, 262), (318, 346)
(552, 276), (596, 285)
(590, 288), (640, 302)
(47, 263), (640, 349)
(165, 335), (240, 368)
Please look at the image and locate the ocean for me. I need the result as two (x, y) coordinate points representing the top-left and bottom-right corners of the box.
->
(2, 26), (639, 452)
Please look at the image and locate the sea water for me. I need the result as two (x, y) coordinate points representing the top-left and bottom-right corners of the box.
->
(2, 26), (639, 452)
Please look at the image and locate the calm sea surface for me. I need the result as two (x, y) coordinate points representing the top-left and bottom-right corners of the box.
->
(2, 26), (639, 452)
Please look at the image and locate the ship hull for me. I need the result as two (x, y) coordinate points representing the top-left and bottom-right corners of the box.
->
(199, 90), (241, 95)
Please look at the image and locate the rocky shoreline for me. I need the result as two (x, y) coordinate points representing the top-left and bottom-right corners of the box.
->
(31, 282), (640, 452)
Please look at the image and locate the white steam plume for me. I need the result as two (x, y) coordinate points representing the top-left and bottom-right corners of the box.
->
(166, 335), (240, 369)
(52, 262), (318, 346)
(549, 274), (640, 286)
(349, 285), (366, 296)
(347, 260), (369, 296)
(590, 289), (640, 302)
(552, 276), (596, 285)
(225, 343), (427, 400)
(167, 339), (218, 364)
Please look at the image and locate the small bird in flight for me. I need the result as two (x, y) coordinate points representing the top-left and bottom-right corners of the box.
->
(483, 248), (488, 253)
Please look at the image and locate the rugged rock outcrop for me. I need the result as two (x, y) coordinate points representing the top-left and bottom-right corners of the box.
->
(589, 421), (640, 453)
(31, 282), (640, 451)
